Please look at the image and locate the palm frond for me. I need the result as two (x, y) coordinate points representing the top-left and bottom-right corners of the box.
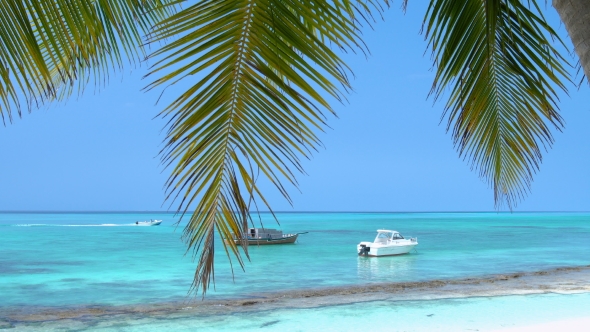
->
(0, 0), (176, 123)
(146, 0), (388, 296)
(424, 0), (569, 208)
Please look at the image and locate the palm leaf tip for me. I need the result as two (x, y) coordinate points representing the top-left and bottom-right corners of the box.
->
(149, 0), (389, 296)
(424, 0), (569, 209)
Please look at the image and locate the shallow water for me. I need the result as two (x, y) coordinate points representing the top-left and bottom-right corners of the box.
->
(5, 292), (590, 331)
(1, 212), (590, 330)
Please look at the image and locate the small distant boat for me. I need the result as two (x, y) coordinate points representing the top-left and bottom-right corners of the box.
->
(135, 220), (162, 226)
(357, 229), (417, 257)
(225, 228), (306, 245)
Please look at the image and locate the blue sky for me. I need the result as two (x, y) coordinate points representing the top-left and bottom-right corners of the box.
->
(0, 3), (588, 212)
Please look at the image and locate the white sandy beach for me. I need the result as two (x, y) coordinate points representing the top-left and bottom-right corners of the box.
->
(494, 317), (590, 331)
(5, 269), (590, 331)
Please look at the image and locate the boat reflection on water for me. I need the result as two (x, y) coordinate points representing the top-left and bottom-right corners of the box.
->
(357, 254), (418, 282)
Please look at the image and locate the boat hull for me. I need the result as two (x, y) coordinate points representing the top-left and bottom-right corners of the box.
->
(225, 234), (299, 245)
(357, 241), (417, 257)
(135, 220), (162, 226)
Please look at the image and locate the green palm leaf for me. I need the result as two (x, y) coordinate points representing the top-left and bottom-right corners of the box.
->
(145, 0), (386, 295)
(424, 0), (569, 208)
(3, 0), (572, 298)
(0, 0), (175, 123)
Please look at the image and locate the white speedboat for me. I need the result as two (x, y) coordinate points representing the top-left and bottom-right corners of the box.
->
(135, 220), (162, 226)
(357, 229), (417, 257)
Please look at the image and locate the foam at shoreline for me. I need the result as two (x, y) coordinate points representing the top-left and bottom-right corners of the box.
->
(3, 264), (590, 327)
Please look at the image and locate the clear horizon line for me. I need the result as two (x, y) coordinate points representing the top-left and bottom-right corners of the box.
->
(0, 210), (589, 213)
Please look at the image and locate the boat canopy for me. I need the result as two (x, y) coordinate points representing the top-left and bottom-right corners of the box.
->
(248, 228), (283, 239)
(374, 230), (404, 243)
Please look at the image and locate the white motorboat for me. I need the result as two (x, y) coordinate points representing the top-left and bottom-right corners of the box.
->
(135, 220), (162, 226)
(357, 229), (417, 257)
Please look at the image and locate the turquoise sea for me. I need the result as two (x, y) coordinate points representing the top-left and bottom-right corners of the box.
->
(1, 212), (590, 331)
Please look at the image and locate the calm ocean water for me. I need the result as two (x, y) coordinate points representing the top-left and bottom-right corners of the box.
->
(1, 212), (590, 330)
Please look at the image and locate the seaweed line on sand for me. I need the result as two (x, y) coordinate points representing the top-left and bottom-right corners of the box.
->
(4, 265), (590, 324)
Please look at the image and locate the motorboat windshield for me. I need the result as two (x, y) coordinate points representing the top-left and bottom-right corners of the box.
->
(374, 230), (404, 243)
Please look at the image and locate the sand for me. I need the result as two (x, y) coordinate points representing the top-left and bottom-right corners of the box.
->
(494, 317), (590, 331)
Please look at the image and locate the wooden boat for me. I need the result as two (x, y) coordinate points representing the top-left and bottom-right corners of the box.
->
(225, 228), (305, 245)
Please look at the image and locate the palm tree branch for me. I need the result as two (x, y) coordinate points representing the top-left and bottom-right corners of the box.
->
(147, 0), (388, 295)
(424, 0), (569, 208)
(0, 0), (176, 123)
